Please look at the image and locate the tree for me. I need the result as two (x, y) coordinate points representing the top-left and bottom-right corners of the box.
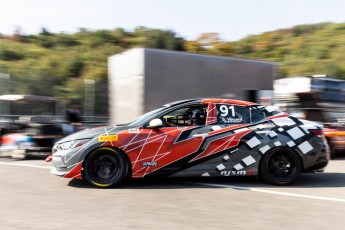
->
(133, 27), (185, 51)
(39, 27), (51, 36)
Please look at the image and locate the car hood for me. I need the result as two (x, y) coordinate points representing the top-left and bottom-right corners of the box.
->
(56, 125), (131, 144)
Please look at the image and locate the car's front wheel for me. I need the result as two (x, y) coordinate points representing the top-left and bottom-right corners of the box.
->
(260, 147), (302, 185)
(83, 147), (129, 188)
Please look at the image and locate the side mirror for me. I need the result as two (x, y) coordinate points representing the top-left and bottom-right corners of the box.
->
(147, 118), (163, 129)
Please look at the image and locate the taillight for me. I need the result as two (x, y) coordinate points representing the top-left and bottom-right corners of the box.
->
(309, 128), (323, 136)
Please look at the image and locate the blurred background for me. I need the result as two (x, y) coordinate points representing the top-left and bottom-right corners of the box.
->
(1, 3), (345, 230)
(1, 0), (345, 158)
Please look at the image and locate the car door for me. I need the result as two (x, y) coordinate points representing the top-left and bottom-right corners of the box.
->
(157, 102), (255, 177)
(129, 104), (211, 178)
(189, 103), (253, 162)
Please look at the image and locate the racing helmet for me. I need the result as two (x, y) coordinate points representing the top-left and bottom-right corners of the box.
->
(185, 107), (206, 125)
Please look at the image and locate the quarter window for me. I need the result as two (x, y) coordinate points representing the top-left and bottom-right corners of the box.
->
(250, 106), (267, 123)
(216, 104), (250, 124)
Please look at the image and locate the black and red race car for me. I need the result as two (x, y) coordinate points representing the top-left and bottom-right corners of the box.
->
(49, 98), (329, 188)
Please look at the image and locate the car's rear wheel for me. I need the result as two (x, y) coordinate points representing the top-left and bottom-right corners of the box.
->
(260, 147), (302, 185)
(83, 147), (128, 188)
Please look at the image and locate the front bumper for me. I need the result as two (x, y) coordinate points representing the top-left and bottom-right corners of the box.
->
(51, 161), (83, 179)
(50, 167), (68, 176)
(51, 155), (70, 176)
(51, 160), (83, 179)
(50, 149), (84, 179)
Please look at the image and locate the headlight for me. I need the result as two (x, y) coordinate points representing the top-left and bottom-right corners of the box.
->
(57, 138), (91, 150)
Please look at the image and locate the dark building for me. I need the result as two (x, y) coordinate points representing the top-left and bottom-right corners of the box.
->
(108, 48), (277, 125)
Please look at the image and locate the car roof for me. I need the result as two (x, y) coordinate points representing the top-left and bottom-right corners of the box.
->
(164, 98), (259, 108)
(163, 99), (201, 107)
(201, 98), (258, 106)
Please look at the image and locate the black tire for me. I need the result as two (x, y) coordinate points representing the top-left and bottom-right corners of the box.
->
(260, 147), (302, 185)
(83, 147), (129, 188)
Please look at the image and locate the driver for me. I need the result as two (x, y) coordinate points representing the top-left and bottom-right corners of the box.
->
(184, 107), (206, 126)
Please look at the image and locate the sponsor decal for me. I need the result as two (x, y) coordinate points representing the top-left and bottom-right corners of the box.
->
(128, 128), (140, 133)
(142, 161), (158, 167)
(221, 170), (247, 176)
(220, 117), (243, 123)
(98, 135), (118, 142)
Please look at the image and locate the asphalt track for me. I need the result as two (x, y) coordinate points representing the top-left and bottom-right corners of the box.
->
(0, 156), (345, 230)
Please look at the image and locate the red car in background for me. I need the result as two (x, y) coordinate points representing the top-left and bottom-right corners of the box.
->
(324, 126), (345, 156)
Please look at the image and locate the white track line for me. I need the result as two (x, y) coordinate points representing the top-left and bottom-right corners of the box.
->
(189, 182), (345, 203)
(1, 161), (345, 203)
(0, 162), (51, 170)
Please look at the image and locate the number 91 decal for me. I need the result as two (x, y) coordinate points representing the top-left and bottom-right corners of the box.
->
(217, 104), (243, 123)
(220, 105), (235, 117)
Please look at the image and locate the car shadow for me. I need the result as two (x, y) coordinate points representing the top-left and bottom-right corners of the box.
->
(67, 172), (345, 189)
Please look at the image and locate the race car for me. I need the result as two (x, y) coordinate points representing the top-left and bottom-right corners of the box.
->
(49, 98), (329, 188)
(324, 126), (345, 156)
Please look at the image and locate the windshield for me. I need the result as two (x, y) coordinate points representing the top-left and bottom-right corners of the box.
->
(127, 106), (168, 126)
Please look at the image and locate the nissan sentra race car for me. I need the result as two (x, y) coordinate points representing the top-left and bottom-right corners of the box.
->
(49, 98), (329, 188)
